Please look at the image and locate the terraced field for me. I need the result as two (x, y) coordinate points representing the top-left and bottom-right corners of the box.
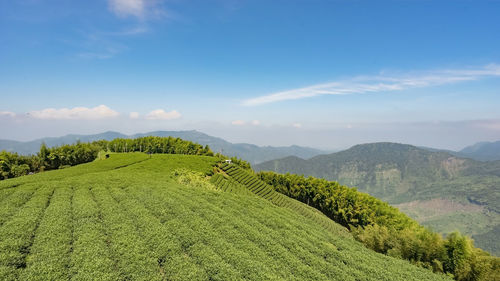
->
(0, 153), (450, 280)
(217, 163), (350, 236)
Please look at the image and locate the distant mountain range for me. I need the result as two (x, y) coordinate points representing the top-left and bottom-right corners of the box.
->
(458, 140), (500, 161)
(254, 142), (500, 255)
(0, 130), (327, 164)
(420, 140), (500, 161)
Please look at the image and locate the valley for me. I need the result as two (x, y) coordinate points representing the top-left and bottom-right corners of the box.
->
(255, 142), (500, 256)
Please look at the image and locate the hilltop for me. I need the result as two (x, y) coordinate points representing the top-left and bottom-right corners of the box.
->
(255, 142), (500, 255)
(0, 153), (451, 281)
(0, 130), (326, 164)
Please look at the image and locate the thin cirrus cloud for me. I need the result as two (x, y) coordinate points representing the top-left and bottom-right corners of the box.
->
(231, 120), (261, 126)
(22, 106), (181, 121)
(79, 0), (169, 61)
(230, 120), (261, 126)
(108, 0), (167, 19)
(242, 64), (500, 106)
(0, 111), (16, 118)
(145, 109), (181, 120)
(28, 105), (119, 120)
(231, 120), (246, 126)
(109, 0), (145, 18)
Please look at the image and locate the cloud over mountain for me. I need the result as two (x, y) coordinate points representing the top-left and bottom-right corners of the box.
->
(28, 105), (119, 120)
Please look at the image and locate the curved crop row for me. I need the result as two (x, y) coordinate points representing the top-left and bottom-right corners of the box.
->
(219, 163), (350, 237)
(210, 174), (251, 195)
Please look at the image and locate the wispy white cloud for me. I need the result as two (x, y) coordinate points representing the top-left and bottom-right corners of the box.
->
(74, 25), (149, 60)
(242, 64), (500, 106)
(230, 120), (261, 126)
(129, 112), (140, 119)
(28, 105), (119, 120)
(231, 120), (245, 126)
(145, 109), (181, 120)
(109, 0), (145, 18)
(71, 1), (165, 60)
(108, 0), (167, 20)
(0, 111), (16, 118)
(114, 26), (149, 35)
(69, 30), (127, 60)
(292, 123), (302, 128)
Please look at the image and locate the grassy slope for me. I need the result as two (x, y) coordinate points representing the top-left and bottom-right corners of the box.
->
(254, 143), (500, 256)
(0, 153), (450, 280)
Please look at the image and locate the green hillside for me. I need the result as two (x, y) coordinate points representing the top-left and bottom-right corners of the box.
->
(0, 153), (451, 281)
(254, 142), (500, 256)
(459, 141), (500, 161)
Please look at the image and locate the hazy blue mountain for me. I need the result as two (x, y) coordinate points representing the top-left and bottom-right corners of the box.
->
(0, 132), (128, 155)
(0, 130), (326, 164)
(458, 140), (500, 161)
(255, 142), (500, 255)
(420, 141), (500, 161)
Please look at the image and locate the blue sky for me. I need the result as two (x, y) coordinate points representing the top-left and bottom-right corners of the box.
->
(1, 0), (500, 150)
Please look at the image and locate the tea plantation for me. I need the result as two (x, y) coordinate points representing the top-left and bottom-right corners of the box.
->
(0, 153), (450, 280)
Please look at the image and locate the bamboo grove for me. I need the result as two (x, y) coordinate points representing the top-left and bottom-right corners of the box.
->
(0, 143), (100, 180)
(0, 136), (214, 180)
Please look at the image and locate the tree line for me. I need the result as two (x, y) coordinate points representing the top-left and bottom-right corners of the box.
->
(1, 136), (215, 181)
(256, 171), (500, 281)
(93, 136), (213, 156)
(0, 142), (100, 180)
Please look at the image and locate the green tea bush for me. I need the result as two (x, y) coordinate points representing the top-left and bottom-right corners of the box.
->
(0, 154), (452, 280)
(173, 168), (217, 191)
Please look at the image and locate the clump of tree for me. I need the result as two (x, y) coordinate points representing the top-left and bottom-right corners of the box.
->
(97, 136), (213, 156)
(0, 142), (100, 180)
(0, 151), (39, 179)
(38, 142), (100, 171)
(256, 171), (499, 281)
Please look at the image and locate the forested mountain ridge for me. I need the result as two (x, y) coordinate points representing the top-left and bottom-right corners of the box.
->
(458, 140), (500, 161)
(0, 130), (326, 164)
(419, 140), (500, 161)
(254, 142), (500, 256)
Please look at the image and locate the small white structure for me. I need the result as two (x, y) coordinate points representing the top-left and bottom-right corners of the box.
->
(224, 159), (232, 164)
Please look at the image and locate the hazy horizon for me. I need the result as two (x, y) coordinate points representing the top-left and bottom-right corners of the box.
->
(1, 125), (498, 152)
(1, 1), (499, 151)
